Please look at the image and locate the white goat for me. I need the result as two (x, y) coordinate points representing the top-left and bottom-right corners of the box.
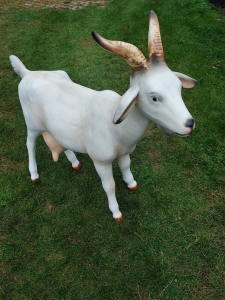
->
(10, 11), (197, 221)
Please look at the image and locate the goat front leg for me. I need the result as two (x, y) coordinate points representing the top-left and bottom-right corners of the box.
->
(118, 155), (138, 191)
(64, 150), (81, 171)
(26, 130), (40, 181)
(93, 161), (123, 221)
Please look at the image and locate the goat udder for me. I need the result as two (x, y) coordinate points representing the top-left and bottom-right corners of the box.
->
(42, 132), (66, 161)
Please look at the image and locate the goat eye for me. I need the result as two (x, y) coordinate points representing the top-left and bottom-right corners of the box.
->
(152, 97), (158, 102)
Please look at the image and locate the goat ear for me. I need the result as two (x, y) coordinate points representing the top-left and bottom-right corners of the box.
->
(113, 85), (139, 124)
(157, 124), (173, 137)
(174, 72), (197, 89)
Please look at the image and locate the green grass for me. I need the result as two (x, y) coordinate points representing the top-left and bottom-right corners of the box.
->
(1, 0), (225, 299)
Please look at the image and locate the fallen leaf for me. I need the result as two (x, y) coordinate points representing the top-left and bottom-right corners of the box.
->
(214, 61), (221, 67)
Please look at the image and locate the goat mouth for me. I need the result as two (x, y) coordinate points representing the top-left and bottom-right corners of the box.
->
(175, 132), (190, 137)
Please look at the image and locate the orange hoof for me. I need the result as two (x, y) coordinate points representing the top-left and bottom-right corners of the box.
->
(73, 162), (82, 171)
(31, 178), (39, 183)
(115, 215), (124, 222)
(128, 184), (138, 191)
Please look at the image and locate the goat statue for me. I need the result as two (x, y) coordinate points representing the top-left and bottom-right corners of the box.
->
(10, 11), (197, 221)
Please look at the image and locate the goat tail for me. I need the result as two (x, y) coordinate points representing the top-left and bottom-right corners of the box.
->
(9, 55), (29, 78)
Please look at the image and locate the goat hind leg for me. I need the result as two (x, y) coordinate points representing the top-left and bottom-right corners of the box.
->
(118, 155), (138, 190)
(93, 161), (123, 221)
(64, 150), (81, 171)
(26, 130), (40, 181)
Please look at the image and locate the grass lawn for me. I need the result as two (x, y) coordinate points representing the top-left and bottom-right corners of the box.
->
(0, 0), (225, 299)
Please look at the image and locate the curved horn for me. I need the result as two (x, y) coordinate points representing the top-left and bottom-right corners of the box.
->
(148, 11), (164, 62)
(92, 31), (148, 71)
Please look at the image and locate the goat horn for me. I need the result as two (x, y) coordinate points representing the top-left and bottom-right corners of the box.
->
(92, 31), (148, 71)
(148, 11), (164, 62)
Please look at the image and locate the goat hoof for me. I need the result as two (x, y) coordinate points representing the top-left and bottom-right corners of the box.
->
(128, 184), (138, 191)
(115, 215), (124, 222)
(31, 178), (39, 183)
(73, 162), (82, 171)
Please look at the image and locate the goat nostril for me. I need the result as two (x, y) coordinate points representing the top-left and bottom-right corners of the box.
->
(185, 118), (195, 129)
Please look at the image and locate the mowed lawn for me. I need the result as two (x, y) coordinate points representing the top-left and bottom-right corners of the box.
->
(0, 0), (225, 299)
